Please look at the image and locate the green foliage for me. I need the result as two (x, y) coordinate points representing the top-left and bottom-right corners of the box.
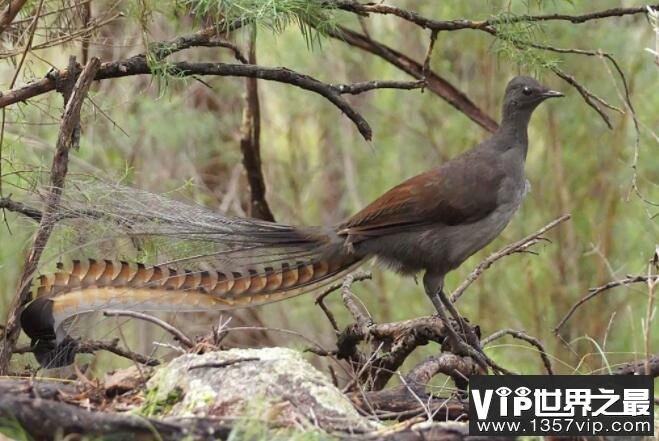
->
(183, 0), (338, 47)
(0, 417), (33, 441)
(490, 13), (561, 76)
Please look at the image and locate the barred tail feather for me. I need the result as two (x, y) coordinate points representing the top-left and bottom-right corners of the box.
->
(19, 182), (367, 367)
(21, 253), (362, 366)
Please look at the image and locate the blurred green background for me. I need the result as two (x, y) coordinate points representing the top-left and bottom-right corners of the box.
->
(0, 1), (657, 382)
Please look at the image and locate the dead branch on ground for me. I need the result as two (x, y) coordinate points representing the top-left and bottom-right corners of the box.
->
(14, 338), (160, 367)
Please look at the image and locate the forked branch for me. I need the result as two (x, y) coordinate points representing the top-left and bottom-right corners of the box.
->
(451, 214), (571, 302)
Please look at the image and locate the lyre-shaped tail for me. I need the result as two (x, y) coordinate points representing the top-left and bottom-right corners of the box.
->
(19, 182), (365, 367)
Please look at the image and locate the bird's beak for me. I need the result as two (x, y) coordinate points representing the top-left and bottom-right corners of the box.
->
(541, 90), (564, 98)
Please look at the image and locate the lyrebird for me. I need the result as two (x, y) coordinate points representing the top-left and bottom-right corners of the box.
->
(21, 76), (562, 367)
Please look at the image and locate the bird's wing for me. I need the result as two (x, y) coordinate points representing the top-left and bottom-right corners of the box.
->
(336, 149), (505, 241)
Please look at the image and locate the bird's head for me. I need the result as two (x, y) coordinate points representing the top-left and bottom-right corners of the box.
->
(502, 76), (563, 120)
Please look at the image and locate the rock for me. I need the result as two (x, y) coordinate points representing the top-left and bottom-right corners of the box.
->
(104, 365), (150, 397)
(140, 347), (380, 433)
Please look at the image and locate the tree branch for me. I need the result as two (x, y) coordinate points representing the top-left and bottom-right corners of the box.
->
(332, 79), (425, 95)
(334, 2), (659, 31)
(554, 274), (659, 334)
(103, 310), (194, 349)
(0, 56), (374, 140)
(0, 196), (42, 221)
(0, 57), (100, 375)
(482, 328), (553, 375)
(14, 338), (160, 367)
(451, 214), (571, 302)
(324, 25), (499, 133)
(239, 28), (275, 221)
(615, 354), (659, 377)
(333, 2), (656, 129)
(0, 0), (27, 36)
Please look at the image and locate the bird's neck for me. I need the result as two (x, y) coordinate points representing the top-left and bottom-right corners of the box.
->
(493, 110), (532, 157)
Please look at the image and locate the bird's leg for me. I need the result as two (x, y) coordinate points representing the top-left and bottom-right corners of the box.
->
(422, 273), (470, 348)
(435, 288), (481, 349)
(423, 272), (488, 369)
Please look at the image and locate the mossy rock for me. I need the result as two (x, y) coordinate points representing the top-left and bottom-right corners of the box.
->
(140, 347), (380, 433)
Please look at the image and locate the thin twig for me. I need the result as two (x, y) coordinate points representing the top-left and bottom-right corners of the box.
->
(13, 338), (159, 366)
(315, 272), (372, 332)
(551, 68), (614, 129)
(188, 357), (260, 370)
(422, 30), (439, 79)
(341, 272), (373, 330)
(451, 214), (571, 302)
(554, 275), (659, 333)
(217, 326), (329, 354)
(334, 1), (659, 31)
(0, 12), (123, 60)
(482, 329), (554, 374)
(103, 310), (194, 348)
(332, 79), (426, 95)
(643, 265), (657, 376)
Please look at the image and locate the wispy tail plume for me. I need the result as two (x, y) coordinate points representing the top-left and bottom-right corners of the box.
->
(19, 181), (362, 367)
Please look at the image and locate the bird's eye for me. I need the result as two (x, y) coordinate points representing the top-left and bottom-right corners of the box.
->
(522, 86), (532, 96)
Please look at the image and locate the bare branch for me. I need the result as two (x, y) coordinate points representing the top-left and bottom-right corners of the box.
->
(334, 1), (659, 31)
(0, 57), (101, 375)
(334, 2), (655, 129)
(188, 357), (260, 371)
(451, 214), (571, 302)
(405, 353), (479, 386)
(14, 338), (160, 366)
(615, 354), (659, 377)
(103, 310), (194, 349)
(0, 57), (374, 140)
(0, 0), (27, 36)
(551, 68), (614, 129)
(315, 271), (372, 332)
(324, 25), (499, 133)
(0, 196), (42, 221)
(149, 23), (247, 60)
(239, 28), (275, 222)
(554, 274), (659, 333)
(332, 79), (425, 95)
(341, 272), (373, 330)
(482, 329), (553, 375)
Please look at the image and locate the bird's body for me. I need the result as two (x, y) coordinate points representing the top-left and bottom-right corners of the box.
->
(340, 135), (528, 277)
(20, 76), (562, 367)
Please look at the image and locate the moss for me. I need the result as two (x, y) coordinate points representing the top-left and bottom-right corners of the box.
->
(138, 385), (184, 417)
(137, 347), (379, 431)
